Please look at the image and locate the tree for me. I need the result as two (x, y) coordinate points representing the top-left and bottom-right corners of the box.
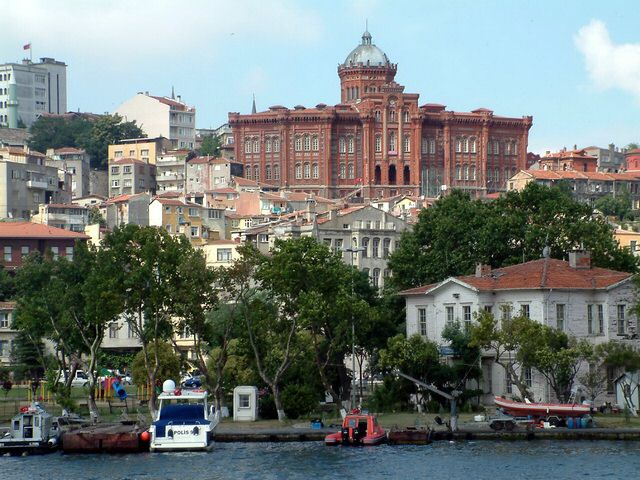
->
(0, 266), (14, 301)
(389, 183), (637, 290)
(88, 206), (106, 227)
(626, 143), (639, 150)
(199, 135), (221, 156)
(597, 341), (640, 415)
(78, 114), (145, 169)
(131, 342), (180, 388)
(594, 188), (632, 220)
(28, 116), (91, 153)
(10, 331), (47, 382)
(441, 322), (482, 403)
(101, 225), (199, 415)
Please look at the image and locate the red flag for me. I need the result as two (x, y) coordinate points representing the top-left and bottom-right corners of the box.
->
(23, 43), (31, 50)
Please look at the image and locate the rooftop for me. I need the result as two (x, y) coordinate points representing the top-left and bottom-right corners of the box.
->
(0, 221), (89, 240)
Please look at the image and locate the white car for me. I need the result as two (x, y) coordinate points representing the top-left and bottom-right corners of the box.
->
(58, 370), (89, 388)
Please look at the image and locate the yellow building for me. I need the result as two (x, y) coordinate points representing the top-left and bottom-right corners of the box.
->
(199, 240), (242, 268)
(149, 197), (208, 245)
(614, 228), (640, 256)
(107, 137), (172, 165)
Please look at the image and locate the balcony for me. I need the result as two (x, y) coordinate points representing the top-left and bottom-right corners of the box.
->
(27, 179), (48, 189)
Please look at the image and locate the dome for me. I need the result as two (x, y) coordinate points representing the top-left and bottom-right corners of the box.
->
(343, 30), (390, 68)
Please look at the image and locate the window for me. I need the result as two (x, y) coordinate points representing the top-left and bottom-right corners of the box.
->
(361, 238), (369, 258)
(123, 179), (132, 187)
(239, 394), (250, 408)
(372, 238), (380, 258)
(108, 322), (118, 339)
(463, 165), (469, 180)
(334, 238), (343, 254)
(630, 240), (637, 253)
(446, 306), (455, 325)
(3, 246), (11, 262)
(303, 135), (311, 151)
(110, 166), (120, 174)
(375, 135), (382, 153)
(347, 136), (354, 154)
(265, 138), (272, 153)
(123, 165), (131, 174)
(188, 208), (199, 217)
(403, 110), (410, 123)
(418, 308), (427, 336)
(617, 305), (626, 335)
(403, 135), (410, 153)
(372, 268), (380, 288)
(265, 165), (272, 180)
(382, 238), (391, 258)
(165, 224), (172, 233)
(520, 304), (530, 319)
(304, 163), (311, 179)
(587, 304), (604, 335)
(273, 137), (280, 152)
(312, 135), (319, 151)
(50, 246), (59, 260)
(0, 313), (8, 328)
(456, 138), (462, 153)
(190, 226), (199, 237)
(389, 109), (395, 122)
(470, 138), (477, 154)
(347, 163), (354, 179)
(252, 138), (259, 153)
(138, 178), (145, 187)
(217, 248), (232, 262)
(556, 304), (565, 331)
(248, 138), (255, 153)
(295, 136), (303, 152)
(484, 305), (493, 314)
(421, 137), (428, 154)
(114, 150), (123, 158)
(462, 137), (469, 153)
(524, 366), (532, 387)
(500, 304), (512, 322)
(389, 131), (397, 152)
(246, 165), (252, 179)
(65, 246), (74, 261)
(274, 164), (280, 180)
(339, 137), (346, 153)
(339, 163), (346, 179)
(295, 163), (302, 179)
(258, 234), (268, 243)
(21, 246), (29, 257)
(253, 165), (259, 181)
(456, 165), (461, 180)
(463, 305), (472, 331)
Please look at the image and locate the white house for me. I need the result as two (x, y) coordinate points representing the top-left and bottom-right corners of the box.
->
(400, 251), (637, 405)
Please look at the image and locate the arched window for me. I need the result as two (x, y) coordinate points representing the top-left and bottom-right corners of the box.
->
(246, 164), (252, 179)
(389, 131), (397, 152)
(273, 137), (280, 152)
(372, 237), (380, 258)
(304, 162), (310, 179)
(389, 109), (395, 122)
(505, 141), (512, 155)
(303, 134), (311, 151)
(348, 163), (354, 179)
(254, 165), (259, 181)
(462, 137), (469, 153)
(403, 110), (410, 123)
(429, 139), (436, 154)
(487, 168), (493, 182)
(494, 167), (500, 182)
(493, 140), (500, 155)
(374, 165), (382, 184)
(347, 136), (354, 154)
(471, 165), (476, 180)
(265, 165), (272, 180)
(295, 136), (303, 152)
(312, 163), (319, 179)
(403, 134), (411, 153)
(374, 111), (381, 122)
(403, 165), (410, 185)
(372, 268), (380, 288)
(273, 164), (280, 180)
(375, 134), (382, 153)
(339, 137), (346, 153)
(456, 138), (463, 153)
(295, 163), (302, 179)
(265, 138), (272, 153)
(464, 165), (469, 180)
(456, 165), (462, 180)
(470, 137), (477, 153)
(339, 163), (346, 179)
(252, 138), (259, 153)
(421, 137), (428, 154)
(513, 141), (518, 155)
(244, 138), (251, 154)
(383, 238), (391, 258)
(362, 237), (370, 258)
(312, 135), (319, 151)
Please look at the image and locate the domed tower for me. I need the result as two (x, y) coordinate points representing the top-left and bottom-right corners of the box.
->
(338, 30), (397, 104)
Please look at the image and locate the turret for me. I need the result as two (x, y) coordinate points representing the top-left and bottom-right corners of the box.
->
(7, 76), (19, 129)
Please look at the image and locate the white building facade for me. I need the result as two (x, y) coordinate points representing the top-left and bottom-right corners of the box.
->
(401, 253), (637, 405)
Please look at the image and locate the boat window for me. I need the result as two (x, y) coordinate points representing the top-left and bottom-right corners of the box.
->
(35, 416), (39, 427)
(23, 416), (32, 426)
(13, 420), (19, 430)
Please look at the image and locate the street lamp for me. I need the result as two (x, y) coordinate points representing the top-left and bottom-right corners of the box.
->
(345, 246), (365, 410)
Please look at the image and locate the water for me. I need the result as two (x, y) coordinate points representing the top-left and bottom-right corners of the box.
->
(1, 441), (638, 480)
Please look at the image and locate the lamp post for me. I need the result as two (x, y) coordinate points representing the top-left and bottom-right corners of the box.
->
(345, 246), (365, 410)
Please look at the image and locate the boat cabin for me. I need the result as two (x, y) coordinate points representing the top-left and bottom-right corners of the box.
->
(0, 403), (60, 454)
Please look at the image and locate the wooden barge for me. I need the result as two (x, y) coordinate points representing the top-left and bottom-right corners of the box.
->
(62, 421), (149, 453)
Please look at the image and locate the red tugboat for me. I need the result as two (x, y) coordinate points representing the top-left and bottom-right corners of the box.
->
(325, 409), (386, 446)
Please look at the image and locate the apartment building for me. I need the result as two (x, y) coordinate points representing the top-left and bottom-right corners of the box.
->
(31, 203), (89, 232)
(107, 137), (172, 166)
(46, 147), (91, 198)
(109, 158), (156, 197)
(149, 197), (207, 245)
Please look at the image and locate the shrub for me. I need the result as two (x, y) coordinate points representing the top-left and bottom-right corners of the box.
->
(281, 384), (318, 419)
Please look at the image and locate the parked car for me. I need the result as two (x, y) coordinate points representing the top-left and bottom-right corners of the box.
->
(181, 375), (202, 389)
(58, 370), (89, 388)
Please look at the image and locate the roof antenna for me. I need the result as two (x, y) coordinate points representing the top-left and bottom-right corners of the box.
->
(542, 232), (551, 258)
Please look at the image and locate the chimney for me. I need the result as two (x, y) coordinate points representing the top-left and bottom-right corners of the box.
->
(475, 263), (491, 277)
(568, 249), (591, 269)
(305, 197), (316, 223)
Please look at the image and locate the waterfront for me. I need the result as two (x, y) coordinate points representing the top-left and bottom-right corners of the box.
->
(1, 440), (639, 480)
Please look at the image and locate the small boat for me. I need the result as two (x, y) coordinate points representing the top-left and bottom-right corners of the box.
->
(387, 426), (432, 445)
(149, 380), (220, 452)
(0, 403), (61, 455)
(325, 409), (386, 446)
(494, 396), (591, 417)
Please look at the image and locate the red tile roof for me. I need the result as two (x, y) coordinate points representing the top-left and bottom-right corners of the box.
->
(0, 222), (89, 239)
(152, 198), (201, 208)
(111, 157), (148, 165)
(0, 301), (16, 310)
(54, 147), (85, 154)
(400, 258), (631, 296)
(149, 96), (194, 111)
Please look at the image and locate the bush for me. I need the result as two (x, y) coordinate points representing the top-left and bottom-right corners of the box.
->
(131, 342), (181, 387)
(281, 384), (318, 419)
(364, 377), (408, 412)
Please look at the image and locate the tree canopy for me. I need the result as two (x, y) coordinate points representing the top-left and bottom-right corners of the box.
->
(199, 134), (221, 156)
(389, 183), (637, 290)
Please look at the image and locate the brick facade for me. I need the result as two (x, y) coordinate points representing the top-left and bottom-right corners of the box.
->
(229, 31), (533, 200)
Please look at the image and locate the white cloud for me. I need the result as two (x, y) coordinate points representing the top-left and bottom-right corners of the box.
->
(574, 19), (640, 102)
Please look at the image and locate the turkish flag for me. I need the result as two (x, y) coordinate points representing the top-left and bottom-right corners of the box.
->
(23, 43), (31, 50)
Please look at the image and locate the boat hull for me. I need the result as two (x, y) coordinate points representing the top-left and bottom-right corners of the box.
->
(0, 439), (59, 456)
(494, 396), (591, 417)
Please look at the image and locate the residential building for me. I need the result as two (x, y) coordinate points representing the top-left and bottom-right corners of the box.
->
(104, 193), (150, 229)
(46, 147), (91, 198)
(107, 136), (172, 166)
(614, 228), (640, 256)
(0, 57), (67, 128)
(0, 147), (71, 219)
(199, 239), (241, 267)
(0, 302), (16, 366)
(149, 198), (207, 245)
(31, 203), (89, 232)
(584, 144), (626, 172)
(625, 149), (640, 172)
(196, 123), (236, 160)
(115, 92), (196, 149)
(185, 156), (243, 193)
(72, 194), (107, 208)
(156, 150), (189, 193)
(109, 158), (156, 197)
(400, 252), (637, 404)
(230, 29), (532, 200)
(506, 170), (640, 208)
(89, 169), (108, 197)
(539, 148), (598, 172)
(0, 127), (30, 148)
(0, 221), (89, 269)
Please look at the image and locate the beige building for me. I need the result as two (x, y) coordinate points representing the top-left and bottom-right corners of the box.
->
(108, 137), (172, 166)
(46, 147), (91, 198)
(149, 197), (208, 245)
(31, 203), (89, 232)
(109, 158), (156, 198)
(199, 239), (242, 268)
(156, 150), (189, 193)
(115, 92), (196, 149)
(614, 228), (640, 256)
(0, 302), (16, 366)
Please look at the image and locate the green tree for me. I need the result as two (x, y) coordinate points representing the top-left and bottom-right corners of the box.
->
(389, 183), (637, 290)
(597, 341), (640, 415)
(10, 331), (47, 381)
(0, 266), (15, 301)
(626, 143), (639, 150)
(78, 114), (145, 169)
(199, 134), (221, 156)
(131, 342), (181, 388)
(88, 206), (106, 227)
(594, 188), (632, 220)
(28, 116), (91, 153)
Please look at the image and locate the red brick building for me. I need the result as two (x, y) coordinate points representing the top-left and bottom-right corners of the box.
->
(229, 30), (533, 199)
(539, 148), (598, 172)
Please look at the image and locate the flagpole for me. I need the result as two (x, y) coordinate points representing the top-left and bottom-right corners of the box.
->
(30, 42), (32, 63)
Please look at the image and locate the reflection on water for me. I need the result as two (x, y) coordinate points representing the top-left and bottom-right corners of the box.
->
(1, 440), (639, 480)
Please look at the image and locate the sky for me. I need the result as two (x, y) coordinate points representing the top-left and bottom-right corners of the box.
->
(3, 0), (640, 154)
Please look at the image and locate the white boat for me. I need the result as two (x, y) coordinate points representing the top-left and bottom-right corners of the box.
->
(149, 380), (220, 452)
(0, 403), (61, 455)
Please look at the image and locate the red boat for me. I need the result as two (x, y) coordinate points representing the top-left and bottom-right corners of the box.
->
(494, 396), (591, 417)
(325, 410), (386, 446)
